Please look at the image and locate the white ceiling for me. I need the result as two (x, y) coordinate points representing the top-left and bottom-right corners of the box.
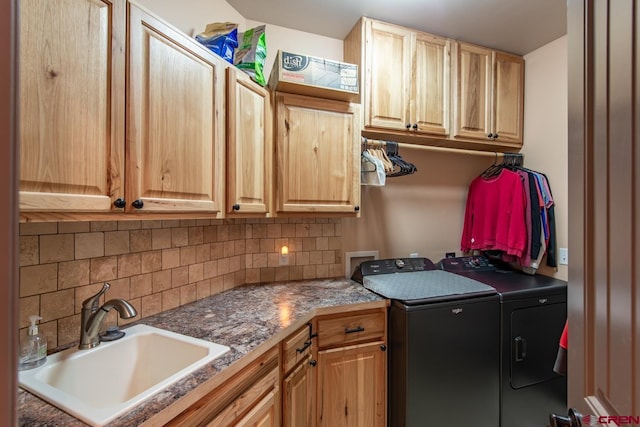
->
(226, 0), (567, 56)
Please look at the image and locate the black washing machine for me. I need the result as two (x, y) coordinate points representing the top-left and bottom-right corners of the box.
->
(439, 256), (567, 427)
(352, 258), (500, 427)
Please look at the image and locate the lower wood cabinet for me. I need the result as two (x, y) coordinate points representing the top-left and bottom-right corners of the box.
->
(314, 309), (387, 427)
(282, 354), (314, 427)
(166, 306), (386, 427)
(234, 389), (279, 427)
(167, 347), (280, 427)
(281, 324), (315, 427)
(316, 342), (386, 427)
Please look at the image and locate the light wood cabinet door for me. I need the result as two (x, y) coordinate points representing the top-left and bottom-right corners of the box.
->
(453, 42), (524, 146)
(127, 4), (224, 214)
(168, 348), (279, 427)
(283, 356), (314, 427)
(362, 19), (450, 136)
(232, 389), (279, 427)
(365, 20), (412, 131)
(274, 93), (360, 214)
(453, 42), (493, 141)
(226, 67), (271, 216)
(316, 342), (386, 427)
(19, 0), (126, 212)
(413, 32), (450, 136)
(492, 51), (524, 144)
(347, 18), (522, 150)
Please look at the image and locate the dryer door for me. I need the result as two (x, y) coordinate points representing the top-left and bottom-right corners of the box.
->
(510, 302), (567, 388)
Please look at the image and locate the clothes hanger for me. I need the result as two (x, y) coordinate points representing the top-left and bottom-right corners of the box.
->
(368, 146), (394, 173)
(481, 152), (504, 178)
(386, 142), (417, 177)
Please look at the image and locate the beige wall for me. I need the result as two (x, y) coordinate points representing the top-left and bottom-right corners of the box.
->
(343, 150), (497, 264)
(522, 35), (568, 280)
(134, 0), (344, 80)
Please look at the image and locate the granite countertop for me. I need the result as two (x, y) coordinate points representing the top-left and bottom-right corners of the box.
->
(18, 278), (386, 426)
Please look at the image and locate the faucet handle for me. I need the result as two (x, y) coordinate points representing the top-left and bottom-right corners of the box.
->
(82, 283), (110, 311)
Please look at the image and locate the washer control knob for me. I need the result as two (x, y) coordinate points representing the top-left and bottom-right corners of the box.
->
(395, 259), (405, 269)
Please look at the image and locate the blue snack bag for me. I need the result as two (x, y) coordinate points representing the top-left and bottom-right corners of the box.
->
(196, 23), (239, 64)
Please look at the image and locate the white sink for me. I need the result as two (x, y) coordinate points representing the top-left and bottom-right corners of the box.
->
(19, 324), (230, 426)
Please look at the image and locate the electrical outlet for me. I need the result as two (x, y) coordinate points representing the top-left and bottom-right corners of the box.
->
(445, 252), (456, 258)
(279, 254), (289, 266)
(409, 253), (419, 258)
(559, 248), (568, 265)
(279, 245), (289, 266)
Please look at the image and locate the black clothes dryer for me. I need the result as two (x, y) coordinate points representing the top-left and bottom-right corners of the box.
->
(439, 256), (567, 427)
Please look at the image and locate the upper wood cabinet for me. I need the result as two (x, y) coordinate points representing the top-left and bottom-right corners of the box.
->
(452, 42), (524, 146)
(19, 0), (126, 213)
(345, 18), (450, 137)
(273, 92), (360, 215)
(19, 1), (226, 219)
(345, 17), (524, 150)
(452, 43), (491, 141)
(413, 32), (451, 136)
(127, 3), (225, 215)
(492, 51), (525, 144)
(226, 67), (272, 216)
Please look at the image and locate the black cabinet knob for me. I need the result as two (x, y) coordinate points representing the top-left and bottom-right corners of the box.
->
(232, 204), (240, 211)
(493, 133), (499, 139)
(487, 133), (494, 139)
(113, 198), (126, 209)
(380, 344), (387, 351)
(310, 359), (317, 367)
(412, 124), (418, 130)
(406, 123), (411, 130)
(131, 199), (144, 209)
(354, 205), (360, 212)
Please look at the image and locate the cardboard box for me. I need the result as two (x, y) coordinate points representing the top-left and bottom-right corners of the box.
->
(268, 50), (359, 102)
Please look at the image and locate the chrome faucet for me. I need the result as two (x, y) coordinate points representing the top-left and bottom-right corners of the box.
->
(79, 283), (137, 349)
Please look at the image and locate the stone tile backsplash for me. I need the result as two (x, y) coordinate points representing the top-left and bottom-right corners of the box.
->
(18, 218), (343, 349)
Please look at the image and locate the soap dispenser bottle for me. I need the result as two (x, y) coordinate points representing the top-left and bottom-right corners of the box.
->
(18, 315), (47, 370)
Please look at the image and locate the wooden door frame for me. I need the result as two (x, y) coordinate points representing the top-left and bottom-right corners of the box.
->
(1, 0), (18, 423)
(567, 0), (589, 411)
(568, 0), (640, 418)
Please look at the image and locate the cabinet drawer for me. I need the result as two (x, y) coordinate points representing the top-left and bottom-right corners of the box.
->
(282, 324), (312, 374)
(207, 366), (279, 426)
(168, 347), (279, 426)
(316, 310), (385, 349)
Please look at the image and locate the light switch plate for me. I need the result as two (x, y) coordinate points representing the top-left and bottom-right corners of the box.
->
(559, 248), (568, 265)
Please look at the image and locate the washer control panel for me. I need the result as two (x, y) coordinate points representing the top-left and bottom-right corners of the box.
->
(439, 256), (498, 272)
(354, 257), (436, 279)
